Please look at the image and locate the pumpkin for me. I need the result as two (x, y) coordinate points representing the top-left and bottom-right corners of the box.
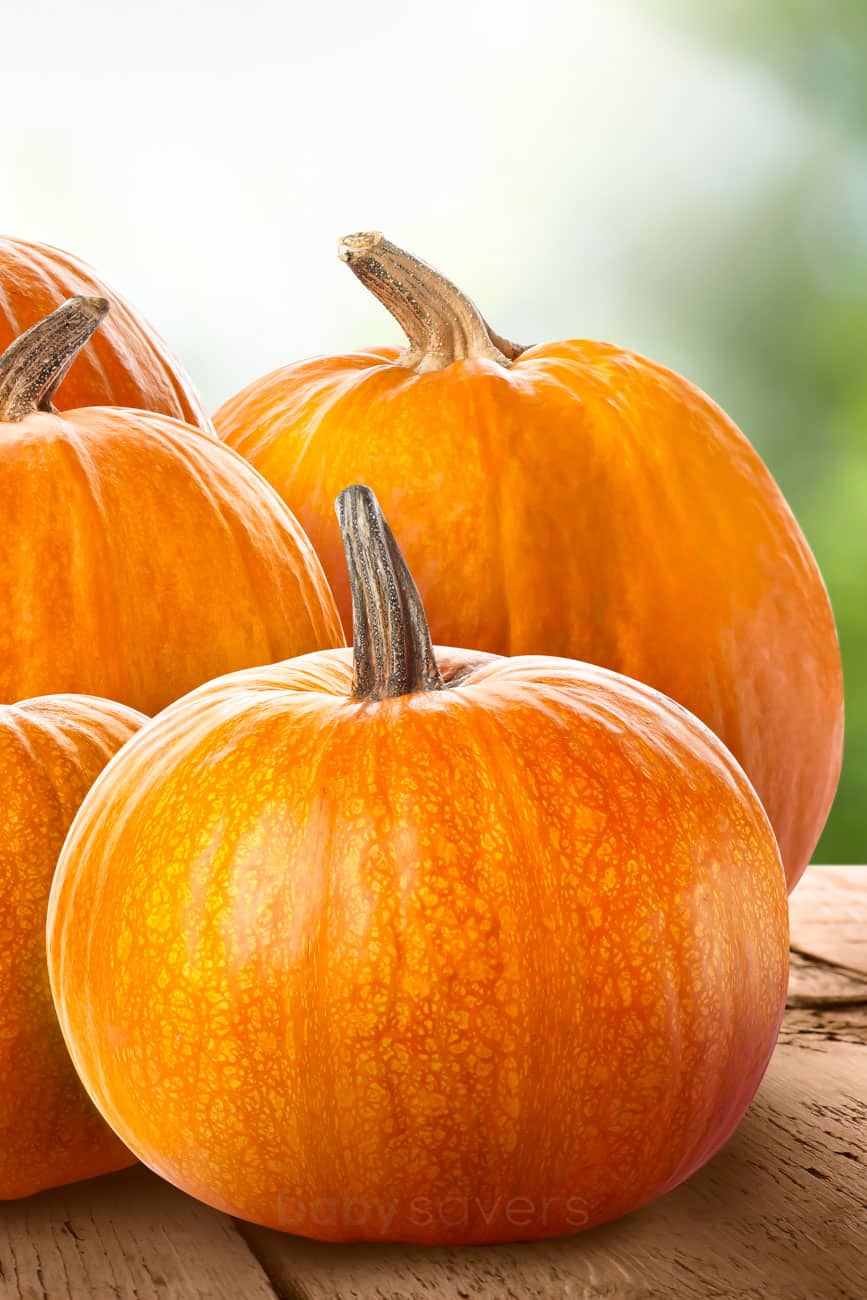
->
(0, 693), (144, 1198)
(48, 485), (789, 1245)
(216, 232), (843, 890)
(0, 297), (343, 714)
(0, 235), (211, 430)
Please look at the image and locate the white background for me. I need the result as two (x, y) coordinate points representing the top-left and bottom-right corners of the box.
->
(1, 0), (805, 408)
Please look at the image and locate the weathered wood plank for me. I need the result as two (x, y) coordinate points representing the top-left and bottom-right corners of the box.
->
(0, 1166), (277, 1300)
(785, 867), (867, 1047)
(789, 866), (867, 974)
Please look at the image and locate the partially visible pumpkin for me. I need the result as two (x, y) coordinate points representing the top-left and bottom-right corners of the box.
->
(48, 485), (789, 1245)
(0, 236), (211, 430)
(0, 298), (343, 714)
(0, 693), (144, 1199)
(215, 232), (843, 891)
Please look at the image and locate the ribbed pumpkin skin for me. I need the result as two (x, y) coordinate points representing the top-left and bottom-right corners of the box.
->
(0, 237), (211, 431)
(0, 694), (144, 1198)
(216, 343), (843, 889)
(0, 407), (343, 714)
(48, 649), (788, 1244)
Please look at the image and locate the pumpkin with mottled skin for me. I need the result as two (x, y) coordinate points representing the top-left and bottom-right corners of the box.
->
(216, 233), (843, 891)
(48, 487), (789, 1245)
(0, 236), (211, 430)
(0, 694), (144, 1199)
(0, 298), (343, 714)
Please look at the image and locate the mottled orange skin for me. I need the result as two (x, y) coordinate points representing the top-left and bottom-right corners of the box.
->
(0, 237), (211, 431)
(0, 406), (343, 714)
(0, 694), (144, 1199)
(216, 343), (843, 889)
(48, 648), (788, 1244)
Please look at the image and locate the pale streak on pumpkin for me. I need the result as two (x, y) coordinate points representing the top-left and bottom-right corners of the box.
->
(48, 648), (789, 1245)
(216, 339), (843, 891)
(0, 407), (344, 714)
(0, 237), (213, 431)
(0, 694), (144, 1199)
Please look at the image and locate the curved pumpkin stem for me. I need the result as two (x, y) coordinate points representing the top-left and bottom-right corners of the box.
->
(338, 232), (526, 374)
(0, 296), (109, 422)
(336, 484), (443, 700)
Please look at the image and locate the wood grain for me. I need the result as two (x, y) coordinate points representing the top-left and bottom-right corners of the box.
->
(0, 867), (864, 1300)
(0, 1166), (277, 1300)
(789, 866), (867, 973)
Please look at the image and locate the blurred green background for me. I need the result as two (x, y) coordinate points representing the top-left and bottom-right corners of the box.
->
(640, 0), (867, 860)
(2, 1), (864, 858)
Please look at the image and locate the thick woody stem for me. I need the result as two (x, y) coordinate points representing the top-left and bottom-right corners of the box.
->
(338, 232), (526, 373)
(336, 484), (443, 700)
(0, 297), (109, 421)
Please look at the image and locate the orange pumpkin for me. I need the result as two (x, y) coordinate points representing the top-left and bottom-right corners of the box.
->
(0, 693), (144, 1198)
(216, 233), (843, 890)
(48, 485), (788, 1245)
(0, 235), (211, 430)
(0, 297), (342, 714)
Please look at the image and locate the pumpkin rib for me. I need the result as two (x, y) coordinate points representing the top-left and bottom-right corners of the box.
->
(25, 241), (204, 423)
(0, 237), (211, 429)
(0, 694), (144, 1199)
(0, 302), (343, 713)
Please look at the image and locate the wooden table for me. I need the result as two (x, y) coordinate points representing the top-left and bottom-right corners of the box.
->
(2, 868), (864, 1300)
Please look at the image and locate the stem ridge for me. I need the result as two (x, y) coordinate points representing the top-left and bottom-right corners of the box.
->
(336, 485), (442, 700)
(0, 296), (109, 421)
(338, 232), (526, 373)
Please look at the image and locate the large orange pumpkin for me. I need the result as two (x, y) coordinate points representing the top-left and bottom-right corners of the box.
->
(216, 233), (843, 890)
(0, 236), (211, 430)
(0, 297), (342, 714)
(48, 485), (789, 1245)
(0, 693), (144, 1198)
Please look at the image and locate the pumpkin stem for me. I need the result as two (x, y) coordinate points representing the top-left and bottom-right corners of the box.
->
(338, 232), (526, 373)
(336, 484), (443, 700)
(0, 296), (109, 422)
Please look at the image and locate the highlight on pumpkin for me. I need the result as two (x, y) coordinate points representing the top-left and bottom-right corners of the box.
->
(46, 480), (789, 1245)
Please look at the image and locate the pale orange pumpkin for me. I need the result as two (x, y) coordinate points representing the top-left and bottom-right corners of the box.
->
(216, 233), (843, 890)
(0, 693), (144, 1199)
(0, 235), (211, 429)
(48, 486), (789, 1245)
(0, 297), (342, 714)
